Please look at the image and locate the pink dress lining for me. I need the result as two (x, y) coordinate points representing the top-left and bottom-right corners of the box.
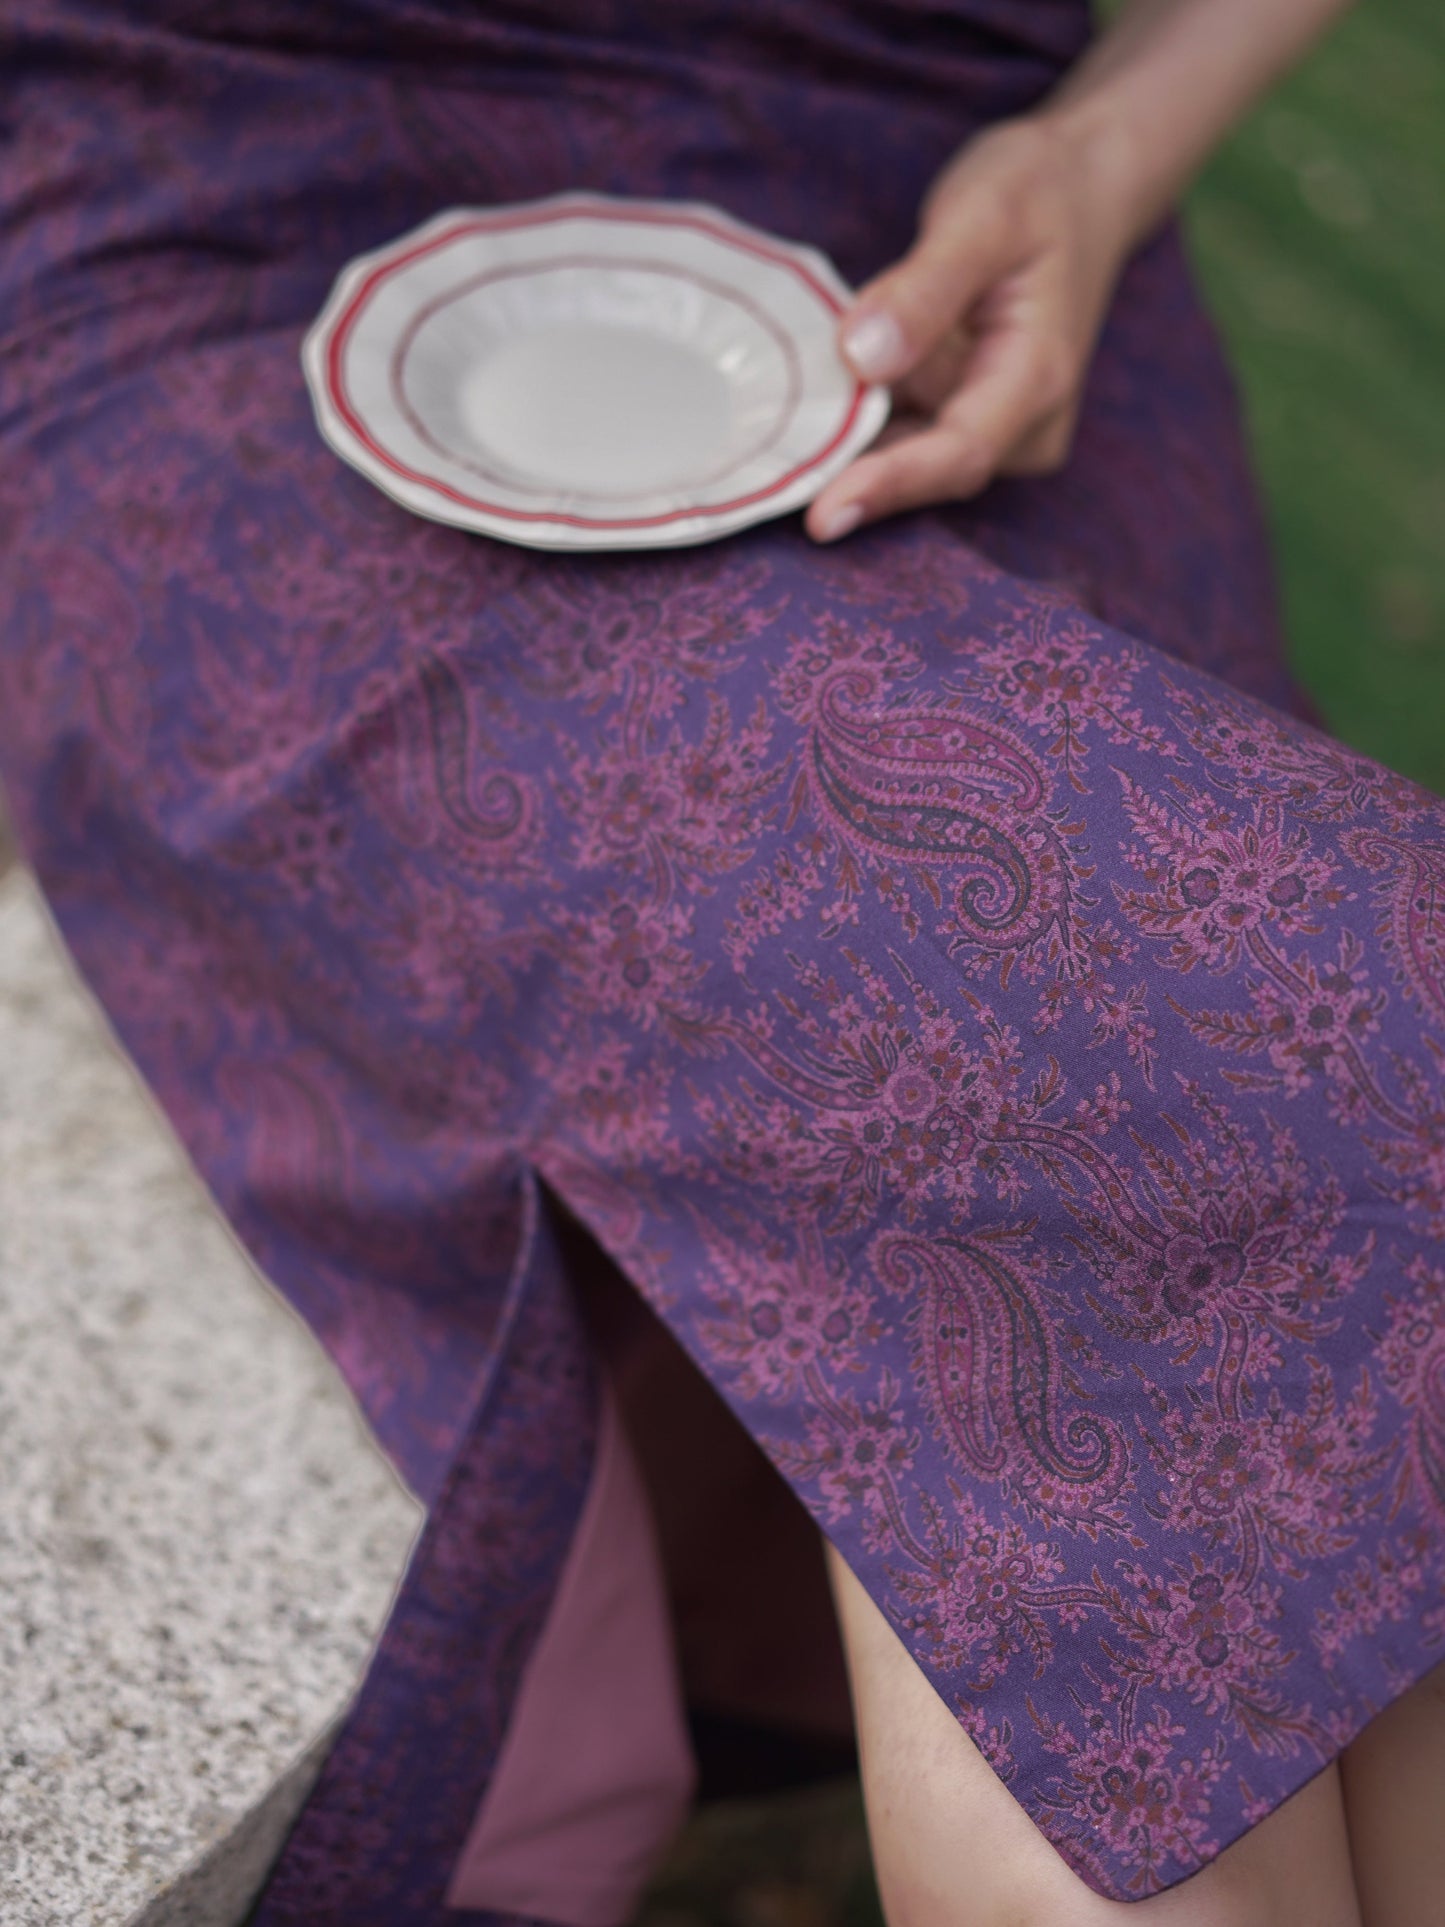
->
(446, 1379), (697, 1923)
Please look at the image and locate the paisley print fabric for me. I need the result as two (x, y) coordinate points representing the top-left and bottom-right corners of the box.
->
(3, 1), (1444, 1918)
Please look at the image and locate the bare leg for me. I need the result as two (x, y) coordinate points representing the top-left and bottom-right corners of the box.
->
(824, 1543), (1362, 1927)
(1338, 1657), (1445, 1927)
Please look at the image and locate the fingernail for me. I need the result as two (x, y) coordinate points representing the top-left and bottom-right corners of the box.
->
(841, 310), (906, 382)
(814, 501), (864, 544)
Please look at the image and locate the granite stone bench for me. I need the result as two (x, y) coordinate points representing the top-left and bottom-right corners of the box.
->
(0, 864), (422, 1926)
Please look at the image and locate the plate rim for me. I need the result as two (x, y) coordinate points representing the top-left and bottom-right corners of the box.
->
(301, 192), (891, 551)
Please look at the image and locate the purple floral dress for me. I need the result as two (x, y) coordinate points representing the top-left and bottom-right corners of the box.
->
(3, 0), (1444, 1918)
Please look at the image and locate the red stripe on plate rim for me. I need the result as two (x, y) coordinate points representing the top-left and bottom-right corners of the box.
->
(321, 202), (868, 530)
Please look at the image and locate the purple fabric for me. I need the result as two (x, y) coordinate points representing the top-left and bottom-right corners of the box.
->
(3, 1), (1445, 1917)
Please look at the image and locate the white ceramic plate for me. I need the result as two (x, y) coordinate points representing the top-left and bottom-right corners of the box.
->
(302, 194), (890, 551)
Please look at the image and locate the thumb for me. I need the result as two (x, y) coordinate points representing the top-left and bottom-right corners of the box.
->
(839, 214), (1012, 387)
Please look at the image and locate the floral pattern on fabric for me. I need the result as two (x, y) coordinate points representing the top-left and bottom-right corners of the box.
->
(3, 0), (1443, 1917)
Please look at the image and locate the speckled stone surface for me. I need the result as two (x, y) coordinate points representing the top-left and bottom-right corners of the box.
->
(0, 867), (423, 1927)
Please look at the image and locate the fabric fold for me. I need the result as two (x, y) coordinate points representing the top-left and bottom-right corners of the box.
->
(446, 1378), (695, 1924)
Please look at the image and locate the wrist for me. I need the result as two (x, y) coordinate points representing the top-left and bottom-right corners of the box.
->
(1036, 89), (1173, 262)
(1034, 0), (1357, 260)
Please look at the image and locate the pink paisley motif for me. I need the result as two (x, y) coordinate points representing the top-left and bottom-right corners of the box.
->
(349, 652), (536, 866)
(1343, 830), (1445, 1028)
(815, 662), (1048, 809)
(872, 1228), (1129, 1529)
(798, 658), (1089, 980)
(216, 1051), (355, 1223)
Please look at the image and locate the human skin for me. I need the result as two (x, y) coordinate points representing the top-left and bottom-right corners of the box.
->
(805, 0), (1358, 544)
(1336, 1662), (1445, 1926)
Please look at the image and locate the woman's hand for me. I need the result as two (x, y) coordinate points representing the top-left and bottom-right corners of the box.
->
(804, 0), (1356, 543)
(806, 113), (1133, 543)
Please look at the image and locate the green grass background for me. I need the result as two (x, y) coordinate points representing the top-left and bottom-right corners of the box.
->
(1183, 0), (1445, 789)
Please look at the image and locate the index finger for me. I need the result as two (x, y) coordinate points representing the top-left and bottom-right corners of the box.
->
(838, 201), (1018, 386)
(808, 323), (1063, 540)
